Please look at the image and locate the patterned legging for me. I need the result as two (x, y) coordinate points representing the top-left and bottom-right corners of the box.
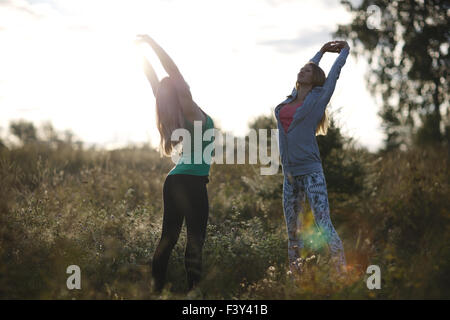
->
(282, 171), (346, 272)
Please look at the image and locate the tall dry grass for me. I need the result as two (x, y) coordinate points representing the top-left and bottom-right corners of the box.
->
(0, 126), (448, 299)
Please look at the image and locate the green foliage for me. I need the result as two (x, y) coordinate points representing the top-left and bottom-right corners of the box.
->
(317, 117), (365, 195)
(0, 121), (448, 299)
(248, 114), (277, 132)
(334, 0), (449, 149)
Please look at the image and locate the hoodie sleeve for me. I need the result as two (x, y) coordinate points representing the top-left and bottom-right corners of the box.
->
(313, 46), (350, 117)
(309, 51), (324, 65)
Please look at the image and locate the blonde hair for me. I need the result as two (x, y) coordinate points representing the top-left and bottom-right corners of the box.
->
(296, 62), (329, 136)
(155, 77), (185, 156)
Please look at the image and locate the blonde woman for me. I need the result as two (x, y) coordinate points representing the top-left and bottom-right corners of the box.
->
(136, 35), (214, 292)
(274, 40), (350, 275)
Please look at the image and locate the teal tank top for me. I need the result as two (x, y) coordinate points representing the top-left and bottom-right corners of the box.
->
(168, 111), (215, 176)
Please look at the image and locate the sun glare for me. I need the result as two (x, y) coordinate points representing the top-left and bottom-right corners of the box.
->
(0, 0), (383, 151)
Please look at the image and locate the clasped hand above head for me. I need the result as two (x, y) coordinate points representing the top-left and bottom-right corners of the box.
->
(320, 40), (349, 54)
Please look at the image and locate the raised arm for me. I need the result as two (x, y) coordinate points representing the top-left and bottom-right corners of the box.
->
(313, 42), (350, 115)
(141, 56), (160, 97)
(285, 41), (343, 98)
(136, 35), (196, 116)
(309, 51), (324, 65)
(287, 41), (350, 127)
(137, 35), (181, 78)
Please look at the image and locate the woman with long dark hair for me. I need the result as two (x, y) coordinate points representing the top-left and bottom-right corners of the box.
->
(136, 34), (214, 292)
(274, 40), (350, 275)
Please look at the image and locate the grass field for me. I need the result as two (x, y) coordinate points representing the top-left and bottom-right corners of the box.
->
(0, 125), (448, 299)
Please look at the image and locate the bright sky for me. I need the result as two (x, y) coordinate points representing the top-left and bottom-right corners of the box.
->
(0, 0), (384, 151)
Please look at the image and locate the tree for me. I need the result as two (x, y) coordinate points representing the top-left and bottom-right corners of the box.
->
(333, 0), (449, 150)
(316, 117), (365, 195)
(248, 114), (278, 132)
(9, 120), (37, 145)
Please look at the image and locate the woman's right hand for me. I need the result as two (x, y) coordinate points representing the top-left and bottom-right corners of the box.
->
(135, 34), (153, 45)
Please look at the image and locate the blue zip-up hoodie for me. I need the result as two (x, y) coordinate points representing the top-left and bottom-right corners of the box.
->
(274, 46), (350, 177)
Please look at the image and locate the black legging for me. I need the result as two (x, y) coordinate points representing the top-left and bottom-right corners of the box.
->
(152, 174), (209, 291)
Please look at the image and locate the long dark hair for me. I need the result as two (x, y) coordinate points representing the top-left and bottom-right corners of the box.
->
(155, 77), (185, 156)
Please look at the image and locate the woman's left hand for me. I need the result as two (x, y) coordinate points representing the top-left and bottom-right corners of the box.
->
(333, 41), (350, 52)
